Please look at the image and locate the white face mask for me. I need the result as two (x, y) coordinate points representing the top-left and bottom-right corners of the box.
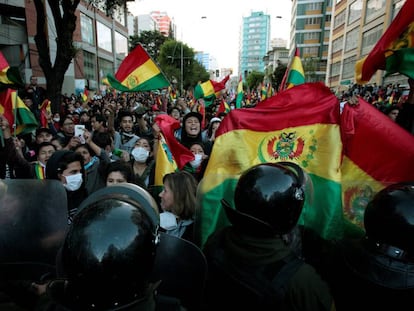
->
(131, 147), (150, 163)
(190, 154), (203, 169)
(63, 173), (83, 191)
(160, 211), (178, 230)
(53, 117), (60, 122)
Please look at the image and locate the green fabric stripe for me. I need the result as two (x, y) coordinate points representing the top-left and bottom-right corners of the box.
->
(194, 84), (204, 99)
(385, 48), (414, 80)
(197, 173), (348, 248)
(107, 73), (169, 92)
(288, 69), (305, 86)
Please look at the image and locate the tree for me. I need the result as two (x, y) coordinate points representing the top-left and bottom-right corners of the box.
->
(129, 30), (167, 60)
(158, 40), (209, 95)
(31, 0), (126, 113)
(246, 71), (265, 91)
(272, 64), (288, 91)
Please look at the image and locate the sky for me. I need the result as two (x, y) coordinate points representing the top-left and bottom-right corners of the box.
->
(127, 0), (292, 73)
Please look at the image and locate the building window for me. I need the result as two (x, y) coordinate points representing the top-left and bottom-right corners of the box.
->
(365, 0), (386, 23)
(345, 27), (358, 52)
(304, 32), (321, 40)
(80, 13), (94, 45)
(361, 25), (382, 56)
(98, 57), (113, 80)
(331, 61), (341, 76)
(334, 10), (346, 28)
(114, 32), (128, 61)
(332, 36), (343, 53)
(97, 21), (112, 52)
(342, 55), (356, 79)
(348, 0), (362, 24)
(83, 51), (95, 80)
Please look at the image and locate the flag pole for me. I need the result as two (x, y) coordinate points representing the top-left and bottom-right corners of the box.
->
(13, 89), (17, 138)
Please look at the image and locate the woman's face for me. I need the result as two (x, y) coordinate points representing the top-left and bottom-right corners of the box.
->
(59, 161), (82, 184)
(159, 180), (174, 212)
(135, 138), (151, 151)
(190, 144), (205, 156)
(106, 171), (127, 186)
(184, 117), (200, 137)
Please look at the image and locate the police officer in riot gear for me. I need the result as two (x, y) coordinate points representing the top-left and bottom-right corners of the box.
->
(317, 181), (414, 310)
(202, 162), (334, 311)
(43, 184), (185, 311)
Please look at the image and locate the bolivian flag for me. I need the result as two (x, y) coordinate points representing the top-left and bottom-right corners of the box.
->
(355, 0), (414, 84)
(106, 44), (170, 92)
(0, 88), (38, 135)
(194, 75), (230, 101)
(235, 75), (243, 108)
(0, 51), (24, 90)
(196, 82), (414, 247)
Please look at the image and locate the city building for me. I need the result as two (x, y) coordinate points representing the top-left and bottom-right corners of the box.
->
(289, 0), (332, 83)
(239, 11), (271, 78)
(0, 0), (129, 96)
(327, 0), (407, 91)
(127, 14), (159, 37)
(150, 11), (172, 37)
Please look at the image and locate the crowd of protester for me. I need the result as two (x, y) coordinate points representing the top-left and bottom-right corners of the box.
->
(1, 76), (414, 310)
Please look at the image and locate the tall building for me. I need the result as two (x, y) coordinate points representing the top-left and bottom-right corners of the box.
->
(327, 0), (406, 90)
(290, 0), (332, 83)
(240, 11), (270, 78)
(0, 0), (129, 95)
(150, 11), (172, 37)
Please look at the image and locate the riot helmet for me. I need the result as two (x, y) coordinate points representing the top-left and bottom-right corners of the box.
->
(223, 162), (306, 237)
(364, 182), (414, 260)
(49, 183), (160, 310)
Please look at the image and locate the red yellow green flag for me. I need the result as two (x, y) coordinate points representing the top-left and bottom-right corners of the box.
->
(194, 75), (230, 101)
(197, 83), (343, 246)
(0, 88), (38, 135)
(197, 83), (414, 247)
(106, 44), (170, 92)
(235, 75), (243, 108)
(154, 114), (194, 188)
(280, 47), (305, 91)
(0, 52), (24, 90)
(39, 99), (51, 128)
(340, 97), (414, 233)
(355, 0), (414, 84)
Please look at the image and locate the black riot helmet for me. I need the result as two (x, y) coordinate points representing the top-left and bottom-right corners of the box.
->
(48, 183), (160, 310)
(364, 182), (414, 260)
(223, 162), (306, 237)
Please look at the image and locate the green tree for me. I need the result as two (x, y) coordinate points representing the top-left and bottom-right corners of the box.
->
(246, 71), (265, 91)
(31, 0), (127, 113)
(272, 64), (288, 91)
(158, 40), (209, 95)
(129, 30), (167, 60)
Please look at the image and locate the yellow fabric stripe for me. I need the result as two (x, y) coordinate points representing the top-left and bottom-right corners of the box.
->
(120, 59), (160, 87)
(201, 124), (342, 193)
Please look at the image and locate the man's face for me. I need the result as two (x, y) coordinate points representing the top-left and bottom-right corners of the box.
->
(36, 132), (53, 144)
(37, 145), (55, 165)
(120, 116), (134, 133)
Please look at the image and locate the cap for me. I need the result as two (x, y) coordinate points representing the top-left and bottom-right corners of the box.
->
(36, 127), (53, 136)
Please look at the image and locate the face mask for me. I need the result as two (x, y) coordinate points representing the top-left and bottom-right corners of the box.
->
(131, 147), (149, 163)
(190, 154), (203, 169)
(63, 173), (83, 191)
(160, 211), (178, 230)
(53, 117), (60, 122)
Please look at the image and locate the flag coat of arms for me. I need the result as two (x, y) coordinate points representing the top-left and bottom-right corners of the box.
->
(106, 44), (170, 92)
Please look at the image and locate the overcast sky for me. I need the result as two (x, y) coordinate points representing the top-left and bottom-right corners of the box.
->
(128, 0), (292, 72)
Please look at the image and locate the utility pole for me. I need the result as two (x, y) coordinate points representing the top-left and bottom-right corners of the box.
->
(180, 41), (184, 96)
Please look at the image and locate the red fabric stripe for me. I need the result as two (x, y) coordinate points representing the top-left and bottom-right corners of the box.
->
(217, 83), (340, 136)
(114, 44), (150, 81)
(341, 97), (414, 183)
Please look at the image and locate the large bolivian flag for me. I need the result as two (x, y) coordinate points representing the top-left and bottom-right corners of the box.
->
(197, 83), (343, 246)
(197, 82), (414, 247)
(106, 44), (170, 92)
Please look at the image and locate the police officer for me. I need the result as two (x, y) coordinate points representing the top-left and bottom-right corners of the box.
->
(202, 162), (334, 311)
(40, 184), (185, 311)
(317, 181), (414, 310)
